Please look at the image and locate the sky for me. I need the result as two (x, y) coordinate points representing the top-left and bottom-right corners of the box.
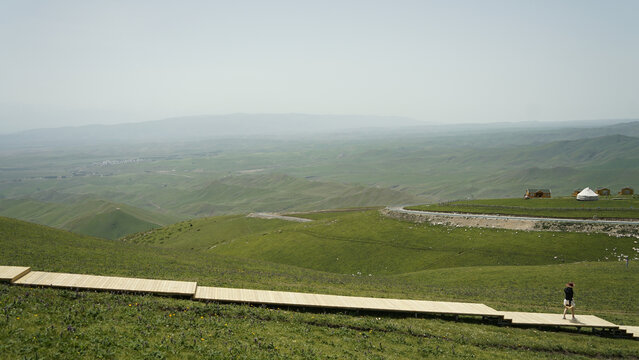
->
(1, 0), (638, 133)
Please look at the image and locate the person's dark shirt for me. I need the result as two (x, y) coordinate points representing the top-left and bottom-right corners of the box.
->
(564, 287), (573, 301)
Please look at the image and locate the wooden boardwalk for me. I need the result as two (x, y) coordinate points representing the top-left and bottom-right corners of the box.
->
(195, 286), (502, 317)
(1, 265), (636, 338)
(500, 312), (618, 328)
(14, 271), (197, 296)
(0, 266), (31, 283)
(619, 326), (639, 339)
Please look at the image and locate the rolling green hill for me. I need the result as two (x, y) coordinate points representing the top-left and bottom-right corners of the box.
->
(0, 172), (422, 228)
(123, 210), (639, 322)
(0, 195), (180, 239)
(470, 135), (639, 166)
(151, 173), (421, 216)
(278, 133), (639, 200)
(1, 214), (639, 358)
(194, 210), (636, 275)
(66, 208), (162, 240)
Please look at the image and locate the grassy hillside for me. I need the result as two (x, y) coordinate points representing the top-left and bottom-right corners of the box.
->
(467, 135), (639, 166)
(408, 197), (639, 219)
(123, 214), (291, 248)
(158, 173), (419, 216)
(0, 195), (180, 239)
(0, 171), (418, 239)
(125, 210), (639, 322)
(0, 172), (422, 221)
(174, 210), (636, 274)
(66, 208), (162, 240)
(279, 134), (639, 200)
(4, 285), (639, 360)
(1, 215), (639, 358)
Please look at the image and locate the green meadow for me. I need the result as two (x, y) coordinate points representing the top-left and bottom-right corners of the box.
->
(0, 195), (182, 240)
(1, 207), (638, 358)
(3, 284), (638, 360)
(408, 197), (639, 219)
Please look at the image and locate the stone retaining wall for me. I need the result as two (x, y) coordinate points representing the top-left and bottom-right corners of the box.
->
(381, 208), (639, 238)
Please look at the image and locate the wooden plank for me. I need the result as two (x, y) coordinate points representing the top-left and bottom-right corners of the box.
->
(193, 286), (503, 317)
(501, 311), (618, 328)
(618, 326), (639, 338)
(0, 266), (31, 283)
(14, 271), (196, 296)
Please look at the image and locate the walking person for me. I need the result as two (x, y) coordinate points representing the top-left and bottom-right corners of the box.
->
(562, 282), (576, 320)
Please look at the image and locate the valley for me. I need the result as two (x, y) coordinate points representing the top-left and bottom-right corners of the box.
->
(1, 120), (638, 239)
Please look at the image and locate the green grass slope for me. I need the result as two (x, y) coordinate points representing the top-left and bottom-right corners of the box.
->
(156, 173), (421, 216)
(126, 210), (639, 322)
(4, 285), (639, 360)
(0, 195), (181, 239)
(204, 210), (636, 274)
(467, 135), (639, 167)
(1, 215), (639, 358)
(281, 134), (639, 200)
(123, 214), (290, 249)
(66, 208), (161, 240)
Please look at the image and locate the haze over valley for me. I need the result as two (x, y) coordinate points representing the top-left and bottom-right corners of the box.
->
(2, 1), (639, 358)
(1, 115), (638, 239)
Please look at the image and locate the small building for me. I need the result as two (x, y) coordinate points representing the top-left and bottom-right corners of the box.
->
(596, 187), (611, 196)
(571, 189), (582, 197)
(525, 188), (551, 198)
(619, 187), (634, 195)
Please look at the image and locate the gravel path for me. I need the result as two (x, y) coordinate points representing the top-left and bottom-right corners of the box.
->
(247, 212), (312, 223)
(387, 207), (639, 225)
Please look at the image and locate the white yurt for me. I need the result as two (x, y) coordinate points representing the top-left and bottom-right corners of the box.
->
(576, 187), (599, 201)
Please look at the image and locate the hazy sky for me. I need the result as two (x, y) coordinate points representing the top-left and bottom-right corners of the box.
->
(1, 0), (638, 133)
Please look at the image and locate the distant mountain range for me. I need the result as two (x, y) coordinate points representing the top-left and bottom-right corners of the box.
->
(2, 113), (638, 149)
(0, 113), (423, 148)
